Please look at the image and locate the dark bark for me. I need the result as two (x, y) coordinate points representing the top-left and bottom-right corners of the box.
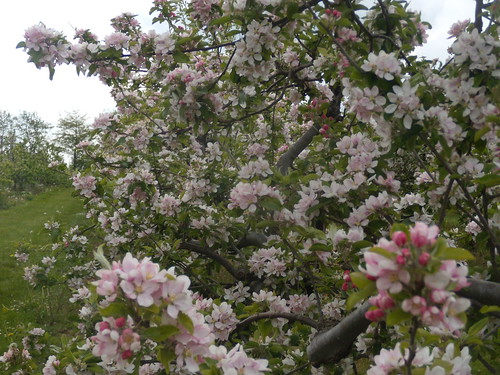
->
(180, 241), (248, 280)
(307, 279), (500, 365)
(307, 301), (371, 365)
(457, 279), (500, 306)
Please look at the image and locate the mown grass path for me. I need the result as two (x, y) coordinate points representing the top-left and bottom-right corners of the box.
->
(0, 188), (84, 349)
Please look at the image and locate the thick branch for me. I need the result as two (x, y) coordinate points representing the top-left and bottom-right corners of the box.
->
(475, 0), (484, 32)
(457, 279), (500, 306)
(236, 312), (320, 331)
(179, 241), (248, 280)
(307, 279), (500, 365)
(276, 123), (320, 174)
(307, 301), (371, 365)
(237, 232), (267, 248)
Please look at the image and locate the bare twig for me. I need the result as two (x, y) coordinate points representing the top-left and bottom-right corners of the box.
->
(235, 312), (320, 331)
(179, 241), (248, 280)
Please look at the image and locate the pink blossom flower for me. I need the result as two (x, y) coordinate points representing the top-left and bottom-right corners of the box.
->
(402, 296), (427, 316)
(161, 272), (193, 318)
(410, 222), (439, 247)
(369, 291), (395, 310)
(361, 51), (401, 80)
(367, 343), (404, 374)
(118, 254), (167, 307)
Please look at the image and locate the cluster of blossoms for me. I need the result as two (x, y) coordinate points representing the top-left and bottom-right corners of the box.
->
(0, 344), (31, 368)
(23, 24), (70, 69)
(248, 246), (289, 278)
(204, 302), (239, 341)
(72, 173), (97, 198)
(92, 316), (141, 371)
(361, 51), (401, 80)
(228, 181), (283, 213)
(361, 222), (470, 335)
(91, 253), (269, 373)
(367, 342), (471, 375)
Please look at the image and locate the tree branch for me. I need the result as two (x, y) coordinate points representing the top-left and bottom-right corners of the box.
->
(307, 301), (371, 365)
(179, 241), (248, 280)
(456, 279), (500, 306)
(307, 279), (500, 365)
(236, 311), (320, 330)
(276, 123), (320, 174)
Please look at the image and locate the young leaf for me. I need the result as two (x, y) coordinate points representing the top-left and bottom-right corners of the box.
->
(99, 301), (131, 317)
(468, 317), (488, 337)
(178, 311), (194, 334)
(369, 246), (397, 260)
(386, 308), (412, 326)
(435, 247), (475, 261)
(346, 283), (376, 311)
(349, 272), (374, 289)
(143, 325), (180, 342)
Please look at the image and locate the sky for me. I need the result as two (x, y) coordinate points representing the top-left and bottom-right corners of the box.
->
(1, 0), (475, 127)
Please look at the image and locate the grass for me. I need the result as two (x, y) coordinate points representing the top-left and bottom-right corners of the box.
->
(0, 188), (85, 350)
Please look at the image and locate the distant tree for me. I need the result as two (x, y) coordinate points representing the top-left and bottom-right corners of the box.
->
(0, 110), (67, 193)
(55, 111), (90, 170)
(0, 111), (16, 157)
(15, 111), (52, 155)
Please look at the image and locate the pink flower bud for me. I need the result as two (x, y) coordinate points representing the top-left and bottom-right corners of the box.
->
(341, 282), (350, 291)
(365, 308), (385, 322)
(343, 270), (351, 282)
(121, 350), (133, 360)
(418, 252), (431, 266)
(392, 231), (407, 247)
(115, 317), (127, 328)
(99, 321), (111, 331)
(396, 254), (406, 265)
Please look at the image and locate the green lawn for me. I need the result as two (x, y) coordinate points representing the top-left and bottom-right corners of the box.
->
(0, 188), (85, 350)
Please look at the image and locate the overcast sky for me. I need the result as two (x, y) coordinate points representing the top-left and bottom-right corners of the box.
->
(1, 0), (475, 127)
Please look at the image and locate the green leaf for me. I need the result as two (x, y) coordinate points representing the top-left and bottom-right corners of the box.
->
(287, 3), (300, 18)
(16, 41), (26, 49)
(352, 240), (373, 250)
(173, 51), (191, 64)
(143, 325), (180, 342)
(468, 317), (488, 336)
(480, 305), (500, 314)
(474, 126), (491, 141)
(157, 346), (176, 371)
(475, 174), (500, 188)
(386, 308), (412, 326)
(369, 246), (397, 260)
(99, 301), (131, 317)
(209, 15), (233, 26)
(178, 311), (194, 334)
(259, 196), (282, 211)
(346, 282), (376, 310)
(290, 225), (326, 239)
(309, 243), (331, 252)
(255, 220), (280, 229)
(435, 247), (475, 261)
(349, 272), (374, 289)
